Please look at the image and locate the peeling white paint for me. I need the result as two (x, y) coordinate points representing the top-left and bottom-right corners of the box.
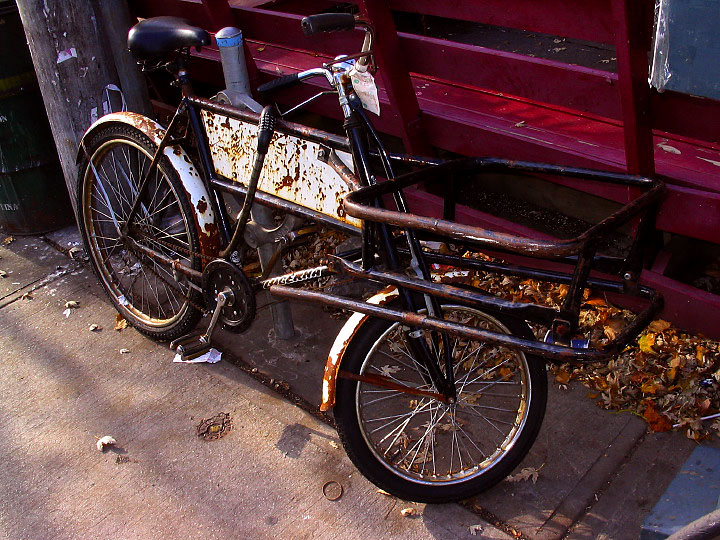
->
(657, 142), (681, 154)
(698, 157), (720, 167)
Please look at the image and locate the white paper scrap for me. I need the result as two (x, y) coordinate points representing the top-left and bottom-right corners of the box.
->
(349, 66), (380, 116)
(56, 48), (77, 64)
(173, 347), (223, 364)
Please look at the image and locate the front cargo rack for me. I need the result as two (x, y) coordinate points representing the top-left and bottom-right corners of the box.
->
(273, 157), (666, 364)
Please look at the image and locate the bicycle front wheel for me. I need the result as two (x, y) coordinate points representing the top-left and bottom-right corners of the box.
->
(334, 304), (547, 502)
(77, 124), (203, 340)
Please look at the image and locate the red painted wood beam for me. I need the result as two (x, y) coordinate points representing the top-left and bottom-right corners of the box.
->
(201, 0), (235, 30)
(398, 32), (621, 120)
(611, 0), (655, 176)
(357, 0), (431, 155)
(387, 0), (616, 44)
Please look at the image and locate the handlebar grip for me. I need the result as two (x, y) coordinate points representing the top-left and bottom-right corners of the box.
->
(257, 73), (300, 96)
(301, 13), (355, 36)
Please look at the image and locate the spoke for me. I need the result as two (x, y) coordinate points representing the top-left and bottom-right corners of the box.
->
(367, 399), (435, 436)
(90, 162), (121, 234)
(455, 421), (487, 458)
(459, 355), (515, 388)
(376, 348), (431, 383)
(461, 406), (515, 432)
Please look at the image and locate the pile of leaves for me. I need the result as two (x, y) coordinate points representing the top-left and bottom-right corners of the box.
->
(438, 250), (720, 440)
(277, 230), (720, 438)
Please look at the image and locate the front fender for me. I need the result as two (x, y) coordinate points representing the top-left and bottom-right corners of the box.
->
(320, 286), (399, 411)
(76, 112), (220, 262)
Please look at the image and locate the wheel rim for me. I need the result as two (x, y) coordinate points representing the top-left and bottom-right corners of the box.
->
(82, 138), (196, 327)
(355, 307), (532, 485)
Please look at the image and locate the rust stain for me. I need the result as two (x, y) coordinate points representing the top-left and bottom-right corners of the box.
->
(196, 221), (220, 267)
(196, 197), (208, 214)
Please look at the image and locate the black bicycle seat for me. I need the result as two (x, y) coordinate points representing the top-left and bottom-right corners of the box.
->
(128, 16), (210, 61)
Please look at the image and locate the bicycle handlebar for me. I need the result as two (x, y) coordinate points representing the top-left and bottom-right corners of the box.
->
(257, 73), (299, 96)
(257, 67), (333, 97)
(301, 13), (355, 36)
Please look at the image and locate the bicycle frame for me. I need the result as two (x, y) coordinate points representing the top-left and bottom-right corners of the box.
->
(121, 68), (665, 382)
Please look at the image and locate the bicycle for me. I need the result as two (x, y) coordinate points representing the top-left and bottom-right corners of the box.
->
(75, 13), (665, 503)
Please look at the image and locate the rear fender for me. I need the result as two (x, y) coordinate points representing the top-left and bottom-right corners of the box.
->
(76, 112), (220, 262)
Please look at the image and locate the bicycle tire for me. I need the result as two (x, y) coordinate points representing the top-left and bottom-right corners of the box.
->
(77, 123), (203, 340)
(334, 303), (547, 503)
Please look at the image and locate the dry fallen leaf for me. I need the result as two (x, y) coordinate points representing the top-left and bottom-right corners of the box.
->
(62, 308), (72, 318)
(507, 464), (544, 484)
(119, 348), (130, 354)
(0, 270), (7, 278)
(115, 314), (128, 331)
(643, 400), (673, 432)
(638, 333), (657, 354)
(400, 508), (417, 517)
(329, 441), (339, 449)
(89, 324), (101, 332)
(376, 489), (392, 497)
(2, 236), (14, 245)
(96, 435), (117, 452)
(649, 319), (672, 333)
(65, 300), (79, 309)
(554, 369), (572, 384)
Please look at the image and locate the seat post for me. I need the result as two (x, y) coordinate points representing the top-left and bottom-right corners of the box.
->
(174, 54), (194, 97)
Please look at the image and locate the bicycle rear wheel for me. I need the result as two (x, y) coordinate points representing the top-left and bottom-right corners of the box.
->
(334, 304), (547, 502)
(77, 124), (203, 340)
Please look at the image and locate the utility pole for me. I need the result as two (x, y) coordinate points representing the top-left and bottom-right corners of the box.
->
(15, 0), (148, 216)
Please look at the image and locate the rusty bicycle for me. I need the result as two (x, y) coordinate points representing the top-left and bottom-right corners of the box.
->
(75, 13), (665, 502)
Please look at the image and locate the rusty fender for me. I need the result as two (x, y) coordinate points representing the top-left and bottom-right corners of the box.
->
(320, 286), (399, 411)
(76, 112), (221, 262)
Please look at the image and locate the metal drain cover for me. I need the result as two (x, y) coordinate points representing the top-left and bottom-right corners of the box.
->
(196, 412), (233, 440)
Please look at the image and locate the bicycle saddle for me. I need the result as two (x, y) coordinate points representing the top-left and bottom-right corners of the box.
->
(128, 16), (210, 61)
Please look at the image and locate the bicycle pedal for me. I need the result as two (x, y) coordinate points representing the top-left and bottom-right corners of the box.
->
(170, 331), (204, 351)
(175, 339), (213, 361)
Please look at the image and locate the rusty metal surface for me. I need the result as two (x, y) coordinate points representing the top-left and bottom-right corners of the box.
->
(188, 96), (351, 151)
(210, 177), (360, 235)
(126, 237), (204, 281)
(270, 284), (663, 364)
(76, 111), (221, 262)
(201, 108), (362, 228)
(331, 256), (558, 324)
(321, 286), (398, 411)
(337, 369), (448, 402)
(343, 156), (665, 259)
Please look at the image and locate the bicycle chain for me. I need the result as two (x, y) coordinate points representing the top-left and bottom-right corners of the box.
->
(124, 229), (358, 318)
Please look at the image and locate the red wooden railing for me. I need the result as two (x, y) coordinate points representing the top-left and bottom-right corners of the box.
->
(127, 0), (720, 337)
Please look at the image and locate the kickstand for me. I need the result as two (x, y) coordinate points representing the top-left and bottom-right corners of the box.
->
(170, 287), (234, 361)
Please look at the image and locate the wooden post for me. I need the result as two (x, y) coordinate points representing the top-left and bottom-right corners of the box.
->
(96, 0), (151, 116)
(15, 0), (148, 216)
(612, 0), (655, 176)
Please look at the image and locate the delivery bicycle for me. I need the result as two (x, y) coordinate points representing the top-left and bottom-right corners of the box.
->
(75, 13), (665, 502)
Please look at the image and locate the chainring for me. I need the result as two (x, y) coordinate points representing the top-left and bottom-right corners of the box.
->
(201, 259), (256, 333)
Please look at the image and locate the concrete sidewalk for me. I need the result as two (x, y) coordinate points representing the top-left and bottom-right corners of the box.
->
(1, 228), (717, 539)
